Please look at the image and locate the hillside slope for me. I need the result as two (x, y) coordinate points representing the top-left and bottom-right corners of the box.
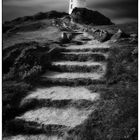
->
(3, 10), (138, 140)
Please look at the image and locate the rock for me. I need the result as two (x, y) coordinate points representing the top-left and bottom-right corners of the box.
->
(62, 15), (71, 24)
(91, 29), (111, 42)
(61, 32), (68, 40)
(132, 47), (138, 56)
(130, 33), (138, 39)
(129, 38), (138, 44)
(91, 28), (97, 33)
(129, 33), (138, 44)
(60, 32), (72, 43)
(111, 29), (129, 41)
(71, 8), (114, 25)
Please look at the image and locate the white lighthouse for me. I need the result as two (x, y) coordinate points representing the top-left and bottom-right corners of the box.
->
(69, 0), (86, 14)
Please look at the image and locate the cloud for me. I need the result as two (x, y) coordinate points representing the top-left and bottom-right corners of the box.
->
(3, 0), (138, 24)
(87, 0), (138, 23)
(3, 0), (68, 21)
(3, 0), (64, 7)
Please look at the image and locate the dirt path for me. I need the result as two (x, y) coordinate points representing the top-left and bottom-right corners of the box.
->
(5, 32), (111, 140)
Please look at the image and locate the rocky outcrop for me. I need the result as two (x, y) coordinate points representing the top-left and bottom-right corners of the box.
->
(60, 32), (73, 43)
(111, 29), (129, 41)
(71, 8), (114, 25)
(90, 29), (111, 42)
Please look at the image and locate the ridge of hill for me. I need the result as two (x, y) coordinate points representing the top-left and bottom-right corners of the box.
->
(2, 7), (138, 140)
(71, 8), (113, 25)
(3, 11), (68, 33)
(3, 8), (114, 34)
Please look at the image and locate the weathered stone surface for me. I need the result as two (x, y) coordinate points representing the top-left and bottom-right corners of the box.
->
(42, 71), (104, 80)
(130, 33), (138, 38)
(3, 135), (64, 140)
(60, 32), (72, 43)
(91, 29), (111, 42)
(16, 107), (93, 128)
(66, 43), (110, 51)
(21, 86), (100, 105)
(111, 29), (129, 41)
(71, 8), (113, 25)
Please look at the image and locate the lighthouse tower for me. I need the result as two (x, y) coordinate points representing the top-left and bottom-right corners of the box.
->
(69, 0), (86, 14)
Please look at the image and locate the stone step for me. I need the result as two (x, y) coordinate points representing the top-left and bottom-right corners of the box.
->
(42, 71), (104, 80)
(20, 86), (100, 110)
(62, 52), (108, 58)
(11, 107), (94, 135)
(63, 43), (110, 52)
(39, 72), (106, 86)
(51, 61), (106, 72)
(3, 135), (64, 140)
(60, 52), (108, 62)
(22, 86), (99, 102)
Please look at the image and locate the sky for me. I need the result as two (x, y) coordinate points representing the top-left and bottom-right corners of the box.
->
(3, 0), (138, 24)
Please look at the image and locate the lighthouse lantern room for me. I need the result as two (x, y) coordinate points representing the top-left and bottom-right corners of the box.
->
(69, 0), (86, 14)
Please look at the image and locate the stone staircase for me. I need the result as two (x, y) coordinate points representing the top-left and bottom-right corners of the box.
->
(4, 33), (110, 140)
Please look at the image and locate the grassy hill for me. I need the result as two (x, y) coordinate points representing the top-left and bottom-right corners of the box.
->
(2, 10), (138, 140)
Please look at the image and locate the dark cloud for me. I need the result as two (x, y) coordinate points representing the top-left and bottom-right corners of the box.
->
(87, 0), (138, 23)
(3, 0), (138, 24)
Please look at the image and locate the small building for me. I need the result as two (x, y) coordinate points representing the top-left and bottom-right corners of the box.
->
(69, 0), (86, 14)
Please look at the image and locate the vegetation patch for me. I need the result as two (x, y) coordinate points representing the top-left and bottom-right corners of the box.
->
(65, 39), (138, 140)
(3, 41), (63, 82)
(61, 53), (107, 62)
(3, 81), (32, 136)
(3, 11), (68, 33)
(2, 41), (62, 136)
